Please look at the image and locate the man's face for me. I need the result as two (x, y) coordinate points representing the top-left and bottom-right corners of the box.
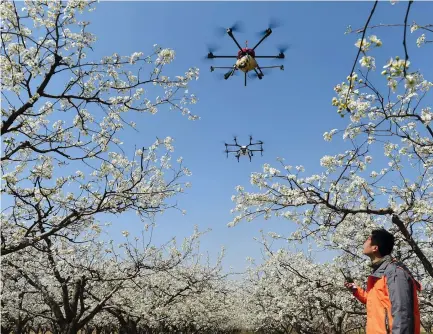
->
(363, 236), (379, 256)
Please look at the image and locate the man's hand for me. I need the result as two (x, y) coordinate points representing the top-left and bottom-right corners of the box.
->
(344, 281), (358, 292)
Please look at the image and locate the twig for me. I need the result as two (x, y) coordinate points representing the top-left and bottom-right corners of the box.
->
(352, 23), (433, 34)
(403, 0), (413, 78)
(345, 1), (378, 114)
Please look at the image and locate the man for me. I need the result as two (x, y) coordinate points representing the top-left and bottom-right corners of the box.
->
(344, 228), (421, 334)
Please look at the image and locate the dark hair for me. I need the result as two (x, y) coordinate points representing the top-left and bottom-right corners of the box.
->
(371, 229), (395, 256)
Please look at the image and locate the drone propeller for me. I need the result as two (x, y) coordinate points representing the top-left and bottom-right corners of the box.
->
(230, 135), (240, 146)
(269, 44), (291, 62)
(277, 43), (290, 54)
(204, 44), (221, 60)
(216, 21), (244, 37)
(257, 18), (283, 36)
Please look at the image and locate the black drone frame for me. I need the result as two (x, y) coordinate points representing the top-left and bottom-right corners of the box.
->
(208, 28), (284, 86)
(225, 136), (264, 162)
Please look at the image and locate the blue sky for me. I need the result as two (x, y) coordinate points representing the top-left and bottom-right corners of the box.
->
(85, 1), (433, 272)
(7, 1), (433, 272)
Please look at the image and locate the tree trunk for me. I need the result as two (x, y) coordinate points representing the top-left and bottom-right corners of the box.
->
(56, 322), (80, 334)
(119, 319), (138, 334)
(1, 325), (12, 334)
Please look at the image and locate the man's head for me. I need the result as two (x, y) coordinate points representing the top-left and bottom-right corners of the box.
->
(363, 229), (395, 259)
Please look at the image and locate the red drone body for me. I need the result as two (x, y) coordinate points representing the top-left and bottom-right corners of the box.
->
(237, 48), (255, 59)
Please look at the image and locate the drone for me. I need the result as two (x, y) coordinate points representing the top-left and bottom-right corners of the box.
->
(207, 22), (286, 86)
(225, 136), (264, 162)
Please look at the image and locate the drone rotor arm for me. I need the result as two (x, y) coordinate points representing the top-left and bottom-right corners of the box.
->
(227, 31), (244, 51)
(211, 66), (239, 69)
(252, 30), (272, 50)
(212, 66), (238, 77)
(246, 141), (262, 148)
(252, 32), (272, 50)
(254, 55), (285, 59)
(254, 65), (284, 70)
(208, 56), (239, 59)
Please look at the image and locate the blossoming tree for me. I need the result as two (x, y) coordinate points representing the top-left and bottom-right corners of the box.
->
(240, 234), (367, 334)
(1, 227), (230, 334)
(1, 0), (199, 255)
(230, 1), (433, 278)
(229, 1), (433, 327)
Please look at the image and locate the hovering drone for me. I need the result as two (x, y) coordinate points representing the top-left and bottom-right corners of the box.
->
(225, 136), (264, 162)
(207, 22), (286, 86)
